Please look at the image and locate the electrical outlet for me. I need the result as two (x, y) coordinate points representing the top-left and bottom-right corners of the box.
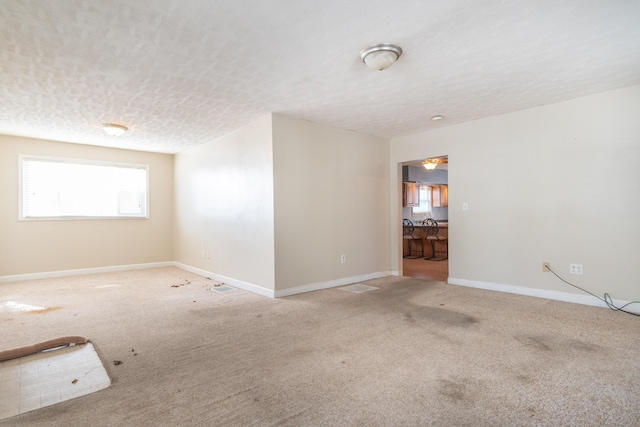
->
(569, 264), (583, 275)
(340, 255), (346, 263)
(542, 262), (550, 272)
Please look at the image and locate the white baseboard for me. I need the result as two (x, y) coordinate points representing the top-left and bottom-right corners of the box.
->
(12, 262), (630, 312)
(448, 277), (638, 313)
(175, 263), (391, 298)
(0, 261), (391, 300)
(0, 262), (175, 284)
(274, 271), (391, 298)
(173, 262), (275, 298)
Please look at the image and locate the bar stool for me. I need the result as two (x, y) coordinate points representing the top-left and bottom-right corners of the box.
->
(422, 218), (448, 261)
(403, 219), (424, 259)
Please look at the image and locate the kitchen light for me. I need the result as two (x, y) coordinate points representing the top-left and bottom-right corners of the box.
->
(359, 44), (403, 71)
(422, 159), (439, 170)
(431, 115), (444, 121)
(101, 123), (128, 136)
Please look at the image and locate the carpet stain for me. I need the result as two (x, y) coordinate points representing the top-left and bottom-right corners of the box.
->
(439, 380), (466, 401)
(404, 304), (478, 327)
(516, 335), (552, 351)
(403, 311), (415, 323)
(437, 376), (486, 406)
(515, 374), (536, 384)
(515, 334), (601, 353)
(568, 339), (600, 353)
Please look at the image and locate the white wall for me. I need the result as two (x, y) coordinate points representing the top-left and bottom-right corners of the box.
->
(272, 114), (391, 293)
(173, 114), (276, 292)
(0, 135), (174, 277)
(390, 85), (640, 304)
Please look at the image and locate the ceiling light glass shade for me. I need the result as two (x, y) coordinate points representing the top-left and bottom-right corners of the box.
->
(101, 123), (128, 136)
(422, 159), (439, 170)
(359, 44), (403, 70)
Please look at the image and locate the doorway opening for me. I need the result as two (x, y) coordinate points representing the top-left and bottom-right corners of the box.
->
(401, 156), (449, 282)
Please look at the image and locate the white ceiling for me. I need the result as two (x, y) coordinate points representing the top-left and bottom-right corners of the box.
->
(1, 0), (639, 154)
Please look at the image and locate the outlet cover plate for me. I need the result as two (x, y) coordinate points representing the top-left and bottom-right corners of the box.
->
(569, 264), (583, 275)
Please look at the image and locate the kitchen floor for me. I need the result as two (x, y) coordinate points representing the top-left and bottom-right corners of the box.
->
(402, 257), (448, 282)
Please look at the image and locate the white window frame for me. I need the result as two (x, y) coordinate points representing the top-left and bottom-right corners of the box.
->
(411, 184), (432, 217)
(19, 155), (149, 221)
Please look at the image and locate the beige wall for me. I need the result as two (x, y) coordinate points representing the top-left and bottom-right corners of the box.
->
(173, 113), (390, 295)
(0, 135), (174, 276)
(272, 114), (391, 291)
(390, 85), (640, 302)
(7, 86), (636, 303)
(173, 114), (276, 291)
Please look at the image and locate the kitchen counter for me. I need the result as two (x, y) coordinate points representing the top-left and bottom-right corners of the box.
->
(403, 221), (448, 236)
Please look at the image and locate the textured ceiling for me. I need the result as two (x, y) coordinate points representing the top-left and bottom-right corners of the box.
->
(1, 0), (640, 154)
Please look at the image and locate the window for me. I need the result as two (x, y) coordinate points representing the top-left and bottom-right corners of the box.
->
(19, 155), (149, 220)
(412, 185), (432, 215)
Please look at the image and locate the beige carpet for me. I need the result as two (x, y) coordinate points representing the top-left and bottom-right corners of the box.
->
(1, 267), (639, 426)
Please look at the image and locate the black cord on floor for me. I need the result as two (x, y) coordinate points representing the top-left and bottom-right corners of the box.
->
(546, 266), (640, 317)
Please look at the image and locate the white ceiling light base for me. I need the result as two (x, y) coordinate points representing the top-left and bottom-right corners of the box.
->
(359, 44), (403, 70)
(101, 123), (128, 137)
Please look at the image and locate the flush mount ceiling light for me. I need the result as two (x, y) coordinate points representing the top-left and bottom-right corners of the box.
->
(431, 115), (444, 121)
(422, 157), (448, 170)
(359, 44), (403, 71)
(101, 123), (128, 137)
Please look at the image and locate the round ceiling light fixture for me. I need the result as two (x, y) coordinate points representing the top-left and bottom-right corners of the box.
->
(359, 44), (403, 71)
(431, 115), (444, 121)
(101, 123), (128, 137)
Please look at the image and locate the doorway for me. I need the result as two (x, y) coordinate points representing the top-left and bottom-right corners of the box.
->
(401, 156), (449, 282)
